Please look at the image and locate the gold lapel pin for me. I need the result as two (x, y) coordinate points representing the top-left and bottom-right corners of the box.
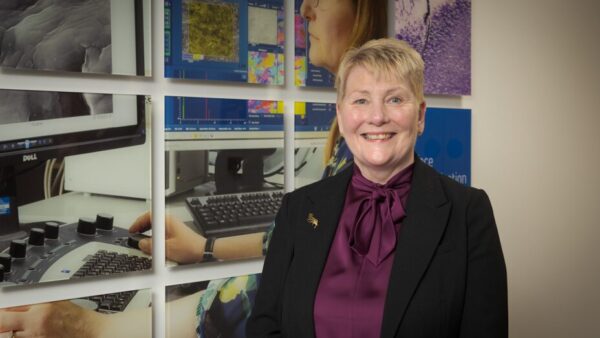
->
(307, 213), (319, 229)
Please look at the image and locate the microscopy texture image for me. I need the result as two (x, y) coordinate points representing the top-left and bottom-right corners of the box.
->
(395, 0), (471, 95)
(0, 0), (112, 74)
(183, 0), (239, 63)
(248, 51), (283, 84)
(249, 7), (277, 45)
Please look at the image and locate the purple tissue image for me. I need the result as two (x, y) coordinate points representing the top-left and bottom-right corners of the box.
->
(395, 0), (471, 96)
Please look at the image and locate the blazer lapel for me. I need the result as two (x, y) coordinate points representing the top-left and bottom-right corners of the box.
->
(295, 166), (353, 338)
(380, 159), (451, 338)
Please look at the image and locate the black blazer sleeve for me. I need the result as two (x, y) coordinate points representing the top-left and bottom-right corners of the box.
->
(247, 193), (293, 338)
(459, 189), (508, 337)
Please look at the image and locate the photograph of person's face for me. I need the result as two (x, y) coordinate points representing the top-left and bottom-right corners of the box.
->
(337, 65), (425, 181)
(300, 0), (356, 73)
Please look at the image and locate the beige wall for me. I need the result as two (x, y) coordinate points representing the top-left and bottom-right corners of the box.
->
(469, 0), (600, 336)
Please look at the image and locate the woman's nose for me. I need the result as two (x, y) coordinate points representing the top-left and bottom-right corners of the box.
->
(368, 104), (389, 125)
(300, 0), (314, 21)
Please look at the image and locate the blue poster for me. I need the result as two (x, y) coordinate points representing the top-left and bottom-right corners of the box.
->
(415, 107), (471, 185)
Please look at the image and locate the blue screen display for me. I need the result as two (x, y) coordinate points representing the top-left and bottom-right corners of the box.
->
(294, 102), (336, 132)
(165, 96), (283, 132)
(0, 196), (11, 216)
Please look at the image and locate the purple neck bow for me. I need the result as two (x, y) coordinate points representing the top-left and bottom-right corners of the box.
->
(348, 165), (413, 266)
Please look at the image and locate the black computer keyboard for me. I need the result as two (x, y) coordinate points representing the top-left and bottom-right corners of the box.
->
(86, 290), (139, 313)
(72, 250), (152, 278)
(185, 190), (284, 237)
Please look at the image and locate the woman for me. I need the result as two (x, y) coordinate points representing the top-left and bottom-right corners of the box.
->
(247, 38), (507, 338)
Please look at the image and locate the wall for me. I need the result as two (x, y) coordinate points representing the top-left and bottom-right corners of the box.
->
(469, 0), (600, 336)
(0, 0), (599, 337)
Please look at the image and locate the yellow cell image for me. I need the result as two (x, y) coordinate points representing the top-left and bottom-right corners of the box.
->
(183, 0), (239, 63)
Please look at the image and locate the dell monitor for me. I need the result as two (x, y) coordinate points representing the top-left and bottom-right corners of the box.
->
(0, 89), (146, 241)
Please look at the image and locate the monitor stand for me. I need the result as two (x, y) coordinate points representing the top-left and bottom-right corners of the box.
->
(214, 148), (276, 194)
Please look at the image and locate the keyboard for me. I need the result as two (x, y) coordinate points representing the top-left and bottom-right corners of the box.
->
(0, 217), (153, 313)
(80, 288), (152, 313)
(0, 217), (152, 286)
(72, 249), (151, 278)
(185, 190), (284, 237)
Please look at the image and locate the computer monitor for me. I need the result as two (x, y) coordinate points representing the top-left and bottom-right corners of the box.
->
(165, 96), (284, 140)
(0, 89), (146, 238)
(164, 96), (284, 196)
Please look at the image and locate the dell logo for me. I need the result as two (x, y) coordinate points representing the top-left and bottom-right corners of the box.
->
(23, 153), (38, 162)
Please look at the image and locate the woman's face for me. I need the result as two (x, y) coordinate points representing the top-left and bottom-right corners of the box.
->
(337, 65), (426, 184)
(300, 0), (356, 74)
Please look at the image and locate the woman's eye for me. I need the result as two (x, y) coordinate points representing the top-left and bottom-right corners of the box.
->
(389, 97), (402, 104)
(353, 98), (367, 105)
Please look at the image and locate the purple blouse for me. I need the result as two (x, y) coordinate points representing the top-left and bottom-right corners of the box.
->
(314, 164), (413, 338)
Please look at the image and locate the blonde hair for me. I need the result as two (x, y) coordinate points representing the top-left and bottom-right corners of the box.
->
(336, 38), (425, 104)
(323, 0), (388, 163)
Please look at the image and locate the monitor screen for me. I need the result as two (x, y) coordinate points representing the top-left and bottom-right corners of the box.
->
(165, 96), (283, 140)
(165, 0), (284, 84)
(294, 101), (336, 139)
(0, 89), (145, 165)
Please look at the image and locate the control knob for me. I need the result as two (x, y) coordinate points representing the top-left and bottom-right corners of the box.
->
(44, 222), (60, 239)
(127, 233), (150, 250)
(96, 213), (114, 231)
(9, 240), (27, 259)
(28, 228), (45, 246)
(77, 217), (96, 235)
(0, 253), (11, 272)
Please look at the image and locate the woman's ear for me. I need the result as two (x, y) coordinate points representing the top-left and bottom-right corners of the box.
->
(336, 102), (345, 137)
(418, 101), (426, 135)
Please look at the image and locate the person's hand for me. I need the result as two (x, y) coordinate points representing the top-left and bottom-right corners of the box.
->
(129, 211), (206, 264)
(0, 301), (105, 338)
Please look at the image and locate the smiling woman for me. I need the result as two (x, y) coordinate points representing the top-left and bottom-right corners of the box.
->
(247, 39), (507, 338)
(335, 39), (426, 184)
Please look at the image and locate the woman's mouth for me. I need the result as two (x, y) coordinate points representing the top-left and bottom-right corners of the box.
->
(362, 133), (395, 141)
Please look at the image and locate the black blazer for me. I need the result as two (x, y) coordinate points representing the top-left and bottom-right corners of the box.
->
(247, 158), (508, 338)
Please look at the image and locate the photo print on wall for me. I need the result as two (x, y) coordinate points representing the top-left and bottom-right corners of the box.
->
(395, 0), (471, 95)
(166, 274), (260, 338)
(0, 0), (151, 76)
(165, 0), (285, 84)
(0, 288), (152, 337)
(164, 97), (284, 266)
(0, 89), (151, 287)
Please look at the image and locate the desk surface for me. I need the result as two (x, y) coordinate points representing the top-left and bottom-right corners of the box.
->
(18, 192), (151, 229)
